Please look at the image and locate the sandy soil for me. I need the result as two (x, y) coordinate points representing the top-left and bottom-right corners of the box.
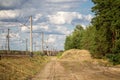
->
(61, 60), (120, 80)
(32, 57), (75, 80)
(32, 57), (120, 80)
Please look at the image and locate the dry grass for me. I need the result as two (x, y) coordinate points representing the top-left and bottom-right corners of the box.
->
(60, 49), (120, 74)
(60, 60), (120, 80)
(60, 49), (112, 66)
(60, 49), (92, 61)
(0, 56), (49, 80)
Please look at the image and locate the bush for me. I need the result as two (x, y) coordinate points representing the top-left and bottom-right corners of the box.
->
(106, 53), (120, 65)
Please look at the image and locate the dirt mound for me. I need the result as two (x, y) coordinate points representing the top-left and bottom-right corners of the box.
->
(61, 49), (92, 61)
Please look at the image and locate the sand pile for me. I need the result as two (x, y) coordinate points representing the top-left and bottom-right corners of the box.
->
(61, 49), (92, 61)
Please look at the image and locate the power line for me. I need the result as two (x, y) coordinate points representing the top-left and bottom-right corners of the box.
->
(1, 10), (30, 28)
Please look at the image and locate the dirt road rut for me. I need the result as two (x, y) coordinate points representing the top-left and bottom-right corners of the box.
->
(32, 57), (120, 80)
(32, 58), (76, 80)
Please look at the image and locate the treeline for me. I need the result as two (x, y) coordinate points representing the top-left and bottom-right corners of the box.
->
(64, 0), (120, 64)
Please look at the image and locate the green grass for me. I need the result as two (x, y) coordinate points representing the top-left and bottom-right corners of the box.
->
(0, 56), (49, 80)
(56, 52), (63, 58)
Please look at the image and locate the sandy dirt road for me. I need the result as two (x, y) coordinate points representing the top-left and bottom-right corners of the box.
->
(32, 57), (120, 80)
(32, 57), (76, 80)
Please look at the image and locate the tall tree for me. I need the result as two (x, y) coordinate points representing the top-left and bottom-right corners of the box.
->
(64, 25), (84, 50)
(71, 25), (84, 49)
(64, 35), (72, 50)
(81, 25), (96, 53)
(92, 0), (120, 55)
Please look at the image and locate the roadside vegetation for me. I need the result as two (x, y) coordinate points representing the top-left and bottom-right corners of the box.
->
(64, 0), (120, 65)
(0, 50), (30, 55)
(0, 56), (49, 80)
(57, 51), (64, 58)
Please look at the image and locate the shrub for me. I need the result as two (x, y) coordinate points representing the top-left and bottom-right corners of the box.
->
(106, 53), (120, 65)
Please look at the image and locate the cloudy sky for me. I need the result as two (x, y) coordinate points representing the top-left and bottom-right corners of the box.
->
(0, 0), (94, 51)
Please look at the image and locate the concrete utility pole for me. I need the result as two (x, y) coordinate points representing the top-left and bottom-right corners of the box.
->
(41, 32), (44, 54)
(34, 42), (36, 51)
(7, 28), (10, 51)
(46, 38), (48, 56)
(26, 38), (28, 51)
(30, 16), (33, 57)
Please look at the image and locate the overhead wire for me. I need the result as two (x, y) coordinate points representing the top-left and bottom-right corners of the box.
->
(1, 10), (30, 29)
(0, 10), (31, 50)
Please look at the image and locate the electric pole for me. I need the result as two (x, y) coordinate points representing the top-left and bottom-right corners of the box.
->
(26, 38), (28, 51)
(30, 16), (33, 57)
(7, 28), (10, 51)
(41, 32), (44, 55)
(34, 42), (36, 51)
(46, 38), (48, 56)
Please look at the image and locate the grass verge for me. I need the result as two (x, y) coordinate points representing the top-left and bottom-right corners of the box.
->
(0, 56), (49, 80)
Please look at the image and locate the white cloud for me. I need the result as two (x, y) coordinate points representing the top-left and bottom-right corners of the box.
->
(19, 8), (37, 17)
(21, 23), (49, 32)
(81, 24), (86, 28)
(21, 25), (29, 32)
(83, 0), (88, 2)
(47, 0), (73, 2)
(33, 23), (49, 31)
(56, 26), (72, 35)
(48, 12), (66, 25)
(0, 10), (20, 19)
(48, 11), (79, 24)
(33, 13), (42, 21)
(48, 11), (92, 25)
(0, 21), (20, 28)
(0, 33), (7, 39)
(47, 0), (87, 3)
(0, 0), (24, 7)
(84, 14), (93, 21)
(47, 37), (55, 43)
(47, 35), (56, 43)
(10, 33), (20, 38)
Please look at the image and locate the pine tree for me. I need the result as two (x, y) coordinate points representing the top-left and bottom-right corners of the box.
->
(92, 0), (120, 56)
